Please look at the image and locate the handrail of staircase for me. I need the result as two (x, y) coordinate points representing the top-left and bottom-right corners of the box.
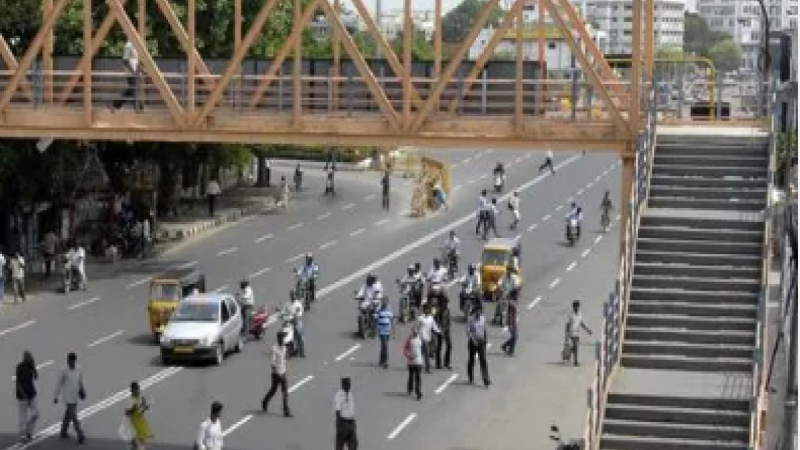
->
(583, 83), (658, 450)
(749, 94), (779, 449)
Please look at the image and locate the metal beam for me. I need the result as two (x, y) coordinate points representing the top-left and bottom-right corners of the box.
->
(644, 0), (655, 88)
(540, 0), (627, 130)
(83, 0), (93, 125)
(248, 0), (320, 109)
(514, 3), (524, 129)
(43, 0), (54, 104)
(106, 0), (186, 126)
(317, 0), (401, 130)
(630, 0), (642, 135)
(402, 0), (413, 129)
(293, 0), (302, 124)
(0, 34), (34, 101)
(410, 0), (504, 131)
(0, 0), (69, 115)
(538, 0), (546, 114)
(434, 0), (442, 77)
(445, 0), (523, 115)
(58, 0), (131, 105)
(332, 0), (341, 109)
(154, 0), (216, 90)
(188, 0), (196, 116)
(349, 0), (423, 107)
(192, 0), (282, 127)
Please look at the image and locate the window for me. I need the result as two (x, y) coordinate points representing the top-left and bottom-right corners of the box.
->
(221, 301), (231, 322)
(548, 42), (557, 50)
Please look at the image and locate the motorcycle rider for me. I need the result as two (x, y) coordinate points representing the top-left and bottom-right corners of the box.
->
(443, 230), (460, 273)
(426, 259), (449, 306)
(238, 280), (255, 336)
(281, 291), (305, 357)
(459, 264), (482, 314)
(493, 162), (506, 180)
(600, 190), (613, 230)
(565, 202), (583, 239)
(495, 265), (521, 325)
(356, 274), (384, 337)
(296, 252), (319, 308)
(399, 265), (422, 317)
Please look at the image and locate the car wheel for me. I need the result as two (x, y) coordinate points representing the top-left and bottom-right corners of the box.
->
(235, 334), (244, 353)
(214, 343), (224, 366)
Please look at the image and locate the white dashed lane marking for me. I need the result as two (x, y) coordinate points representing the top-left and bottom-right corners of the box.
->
(319, 240), (337, 250)
(0, 320), (35, 337)
(566, 261), (577, 272)
(255, 233), (273, 243)
(548, 278), (561, 289)
(342, 203), (356, 211)
(287, 223), (303, 231)
(528, 296), (542, 310)
(316, 212), (331, 221)
(88, 330), (124, 348)
(67, 296), (100, 311)
(387, 414), (418, 440)
(249, 267), (272, 279)
(350, 228), (365, 237)
(216, 247), (239, 257)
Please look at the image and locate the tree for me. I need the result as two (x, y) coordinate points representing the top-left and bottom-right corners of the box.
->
(390, 31), (435, 61)
(683, 12), (731, 58)
(707, 39), (743, 73)
(441, 0), (504, 43)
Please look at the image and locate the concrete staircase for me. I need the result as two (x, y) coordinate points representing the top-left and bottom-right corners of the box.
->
(599, 130), (770, 450)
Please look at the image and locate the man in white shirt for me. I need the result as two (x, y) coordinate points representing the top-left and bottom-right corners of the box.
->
(289, 294), (305, 358)
(403, 327), (423, 400)
(539, 149), (555, 174)
(426, 259), (448, 306)
(261, 331), (292, 417)
(0, 250), (5, 303)
(206, 179), (221, 217)
(333, 376), (358, 450)
(238, 280), (255, 337)
(482, 198), (500, 240)
(53, 352), (86, 444)
(508, 191), (521, 230)
(475, 190), (489, 235)
(111, 40), (143, 112)
(416, 305), (441, 373)
(566, 300), (593, 366)
(9, 253), (25, 303)
(73, 244), (87, 291)
(196, 401), (224, 450)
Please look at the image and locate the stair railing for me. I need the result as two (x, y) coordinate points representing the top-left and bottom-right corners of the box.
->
(583, 83), (658, 450)
(749, 95), (778, 450)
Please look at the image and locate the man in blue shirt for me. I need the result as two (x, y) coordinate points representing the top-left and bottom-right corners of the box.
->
(296, 253), (320, 308)
(375, 298), (395, 369)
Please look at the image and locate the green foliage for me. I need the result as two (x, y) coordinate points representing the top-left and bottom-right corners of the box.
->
(441, 0), (504, 43)
(683, 12), (734, 63)
(707, 39), (743, 73)
(390, 31), (435, 61)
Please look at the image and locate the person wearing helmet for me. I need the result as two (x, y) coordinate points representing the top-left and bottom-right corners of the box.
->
(238, 279), (255, 336)
(296, 252), (320, 308)
(459, 263), (482, 314)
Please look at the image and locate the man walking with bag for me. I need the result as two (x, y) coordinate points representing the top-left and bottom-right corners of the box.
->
(54, 352), (86, 444)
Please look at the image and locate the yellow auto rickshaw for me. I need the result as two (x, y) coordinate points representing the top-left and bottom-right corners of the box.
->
(147, 268), (206, 340)
(480, 238), (522, 301)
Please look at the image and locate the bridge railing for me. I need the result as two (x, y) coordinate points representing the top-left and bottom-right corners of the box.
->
(583, 83), (657, 450)
(655, 78), (771, 126)
(0, 69), (633, 121)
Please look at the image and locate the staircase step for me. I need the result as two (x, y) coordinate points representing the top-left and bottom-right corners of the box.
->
(637, 238), (762, 256)
(634, 263), (761, 280)
(626, 313), (757, 331)
(648, 197), (766, 212)
(604, 402), (750, 426)
(649, 186), (767, 201)
(637, 226), (763, 243)
(603, 418), (749, 442)
(656, 143), (768, 158)
(639, 215), (763, 231)
(625, 327), (755, 345)
(635, 251), (761, 268)
(652, 164), (768, 178)
(632, 275), (760, 293)
(629, 300), (756, 318)
(630, 287), (758, 305)
(650, 175), (767, 189)
(623, 340), (755, 359)
(655, 154), (768, 168)
(600, 434), (749, 450)
(621, 353), (754, 372)
(607, 393), (750, 410)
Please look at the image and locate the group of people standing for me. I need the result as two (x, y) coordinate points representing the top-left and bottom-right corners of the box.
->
(475, 189), (522, 239)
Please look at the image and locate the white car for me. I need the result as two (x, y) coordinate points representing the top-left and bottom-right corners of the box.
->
(159, 293), (244, 366)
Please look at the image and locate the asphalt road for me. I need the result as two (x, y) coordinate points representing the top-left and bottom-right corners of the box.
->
(0, 147), (621, 450)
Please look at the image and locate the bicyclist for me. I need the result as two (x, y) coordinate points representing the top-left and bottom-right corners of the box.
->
(600, 190), (613, 231)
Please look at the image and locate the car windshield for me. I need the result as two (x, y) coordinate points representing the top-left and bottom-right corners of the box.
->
(170, 302), (219, 322)
(482, 249), (508, 266)
(151, 283), (180, 301)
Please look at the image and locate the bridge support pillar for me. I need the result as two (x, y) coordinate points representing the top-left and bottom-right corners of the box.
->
(619, 144), (636, 257)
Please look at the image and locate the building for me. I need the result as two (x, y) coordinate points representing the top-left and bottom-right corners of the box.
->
(697, 0), (798, 70)
(468, 23), (603, 71)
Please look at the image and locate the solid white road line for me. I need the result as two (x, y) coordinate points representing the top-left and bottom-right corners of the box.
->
(434, 374), (459, 394)
(255, 233), (273, 243)
(223, 415), (253, 437)
(126, 277), (151, 289)
(581, 248), (592, 258)
(287, 223), (303, 231)
(249, 267), (272, 279)
(176, 260), (198, 269)
(216, 246), (239, 257)
(289, 375), (314, 392)
(375, 218), (389, 226)
(0, 320), (35, 337)
(527, 223), (538, 232)
(67, 296), (100, 311)
(387, 413), (417, 440)
(335, 344), (361, 361)
(314, 154), (581, 300)
(319, 240), (337, 250)
(350, 228), (365, 237)
(317, 212), (331, 221)
(364, 194), (377, 201)
(342, 203), (356, 210)
(213, 285), (230, 293)
(566, 261), (577, 272)
(88, 330), (124, 348)
(11, 360), (53, 381)
(548, 278), (561, 289)
(4, 367), (184, 450)
(527, 296), (542, 310)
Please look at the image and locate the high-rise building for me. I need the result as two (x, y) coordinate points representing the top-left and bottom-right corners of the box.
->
(697, 0), (798, 70)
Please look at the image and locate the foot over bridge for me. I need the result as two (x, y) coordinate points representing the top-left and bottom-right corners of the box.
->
(0, 0), (663, 151)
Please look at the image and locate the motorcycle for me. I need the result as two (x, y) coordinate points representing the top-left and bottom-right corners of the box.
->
(442, 248), (459, 279)
(62, 260), (81, 294)
(248, 305), (269, 340)
(565, 217), (580, 246)
(426, 282), (446, 316)
(494, 173), (505, 193)
(355, 291), (380, 339)
(459, 283), (480, 317)
(293, 269), (315, 311)
(278, 309), (298, 357)
(549, 425), (582, 450)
